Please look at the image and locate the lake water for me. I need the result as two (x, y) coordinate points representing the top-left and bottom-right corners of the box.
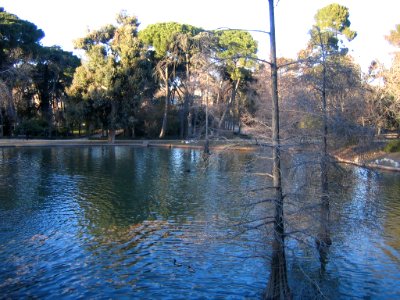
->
(0, 146), (399, 299)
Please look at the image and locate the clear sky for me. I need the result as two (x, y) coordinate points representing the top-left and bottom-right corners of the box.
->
(2, 0), (399, 71)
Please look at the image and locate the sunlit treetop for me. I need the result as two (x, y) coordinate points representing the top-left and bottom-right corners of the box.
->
(385, 24), (400, 48)
(309, 3), (356, 52)
(139, 22), (203, 59)
(73, 24), (116, 51)
(314, 3), (356, 40)
(69, 11), (153, 103)
(214, 29), (258, 81)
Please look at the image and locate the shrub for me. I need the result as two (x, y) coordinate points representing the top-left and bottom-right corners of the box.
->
(15, 119), (48, 137)
(383, 140), (400, 153)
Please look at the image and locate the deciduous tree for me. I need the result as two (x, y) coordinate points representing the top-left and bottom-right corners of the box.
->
(303, 2), (357, 270)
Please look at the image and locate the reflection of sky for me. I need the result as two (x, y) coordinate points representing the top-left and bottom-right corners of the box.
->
(329, 167), (400, 299)
(351, 167), (380, 223)
(284, 162), (400, 299)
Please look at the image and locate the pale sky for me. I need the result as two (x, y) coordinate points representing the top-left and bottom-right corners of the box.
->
(2, 0), (399, 71)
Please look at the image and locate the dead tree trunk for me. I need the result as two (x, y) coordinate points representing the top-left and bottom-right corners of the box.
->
(316, 33), (332, 271)
(159, 67), (169, 139)
(264, 0), (291, 299)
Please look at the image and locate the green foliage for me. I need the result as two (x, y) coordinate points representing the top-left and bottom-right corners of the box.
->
(1, 9), (258, 139)
(298, 116), (322, 129)
(15, 118), (48, 137)
(309, 3), (356, 52)
(74, 24), (116, 51)
(139, 22), (203, 59)
(216, 30), (258, 59)
(34, 46), (80, 117)
(69, 11), (156, 135)
(215, 30), (258, 81)
(0, 9), (44, 68)
(383, 140), (400, 153)
(0, 9), (80, 137)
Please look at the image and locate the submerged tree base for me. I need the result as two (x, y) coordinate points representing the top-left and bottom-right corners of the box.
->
(264, 241), (292, 300)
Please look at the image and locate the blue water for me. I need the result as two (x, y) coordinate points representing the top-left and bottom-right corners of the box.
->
(0, 146), (399, 299)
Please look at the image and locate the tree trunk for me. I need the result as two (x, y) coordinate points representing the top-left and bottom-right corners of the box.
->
(179, 108), (184, 139)
(236, 94), (241, 134)
(40, 65), (52, 138)
(131, 126), (135, 138)
(193, 107), (198, 137)
(204, 75), (210, 154)
(183, 53), (191, 139)
(317, 41), (331, 272)
(265, 240), (291, 300)
(218, 78), (240, 131)
(188, 110), (193, 138)
(0, 111), (3, 137)
(159, 68), (169, 139)
(88, 122), (93, 137)
(264, 1), (291, 298)
(108, 129), (116, 143)
(216, 80), (222, 105)
(317, 187), (331, 273)
(108, 101), (116, 144)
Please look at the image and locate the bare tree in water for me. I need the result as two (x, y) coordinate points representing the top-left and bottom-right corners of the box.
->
(264, 1), (291, 299)
(305, 3), (356, 271)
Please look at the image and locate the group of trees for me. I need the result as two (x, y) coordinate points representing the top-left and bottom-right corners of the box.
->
(0, 7), (80, 137)
(367, 24), (400, 134)
(0, 5), (399, 141)
(0, 7), (258, 140)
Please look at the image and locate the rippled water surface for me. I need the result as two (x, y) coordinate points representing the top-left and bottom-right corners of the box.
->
(0, 146), (399, 299)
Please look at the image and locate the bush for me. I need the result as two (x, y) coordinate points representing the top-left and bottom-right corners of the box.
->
(15, 119), (48, 137)
(383, 140), (400, 153)
(55, 127), (71, 137)
(298, 116), (322, 129)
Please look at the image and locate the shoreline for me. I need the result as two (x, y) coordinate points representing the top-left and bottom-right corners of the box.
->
(333, 154), (400, 172)
(332, 145), (400, 173)
(0, 138), (258, 152)
(1, 138), (399, 172)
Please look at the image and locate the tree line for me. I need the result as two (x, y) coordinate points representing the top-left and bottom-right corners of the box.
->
(1, 5), (399, 142)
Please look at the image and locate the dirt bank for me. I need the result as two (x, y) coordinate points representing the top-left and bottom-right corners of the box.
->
(0, 138), (258, 152)
(332, 144), (400, 172)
